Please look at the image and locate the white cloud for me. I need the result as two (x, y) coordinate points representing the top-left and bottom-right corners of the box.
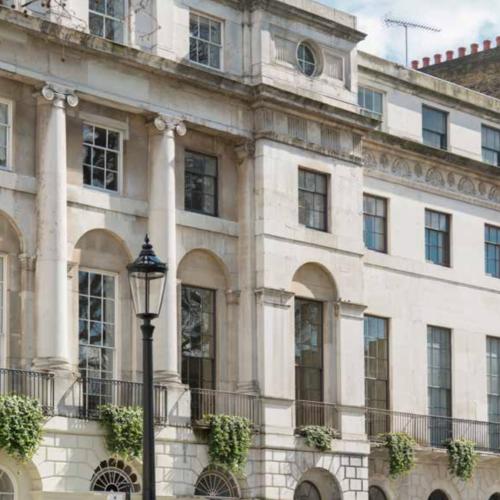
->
(324, 0), (499, 66)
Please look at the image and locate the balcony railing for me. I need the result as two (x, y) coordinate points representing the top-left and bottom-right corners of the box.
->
(366, 407), (500, 453)
(0, 368), (54, 414)
(295, 400), (339, 429)
(78, 377), (168, 425)
(190, 388), (261, 427)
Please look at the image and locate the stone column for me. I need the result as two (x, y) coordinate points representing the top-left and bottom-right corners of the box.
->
(33, 83), (78, 373)
(148, 115), (186, 384)
(235, 141), (258, 394)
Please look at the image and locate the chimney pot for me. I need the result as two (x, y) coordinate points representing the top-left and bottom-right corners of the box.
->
(423, 56), (430, 67)
(434, 54), (442, 64)
(496, 36), (500, 47)
(446, 50), (454, 60)
(471, 42), (479, 54)
(484, 39), (491, 50)
(458, 46), (466, 57)
(411, 60), (419, 69)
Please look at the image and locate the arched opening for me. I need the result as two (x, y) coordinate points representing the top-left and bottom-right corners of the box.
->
(295, 468), (342, 500)
(428, 490), (449, 500)
(369, 485), (388, 500)
(73, 230), (133, 414)
(0, 211), (22, 368)
(0, 468), (14, 498)
(194, 466), (240, 498)
(295, 481), (321, 500)
(291, 263), (337, 427)
(90, 458), (140, 493)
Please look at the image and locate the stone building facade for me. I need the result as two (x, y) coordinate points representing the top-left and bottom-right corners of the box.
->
(0, 1), (499, 499)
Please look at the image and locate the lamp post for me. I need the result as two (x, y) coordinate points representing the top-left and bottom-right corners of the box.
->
(127, 235), (167, 500)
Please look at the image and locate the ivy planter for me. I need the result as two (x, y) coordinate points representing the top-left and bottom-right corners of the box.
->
(0, 395), (45, 461)
(382, 432), (416, 478)
(297, 425), (339, 451)
(99, 405), (143, 460)
(445, 438), (478, 481)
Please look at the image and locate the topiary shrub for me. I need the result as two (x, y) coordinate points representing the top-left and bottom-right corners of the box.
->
(298, 425), (337, 451)
(99, 405), (143, 460)
(382, 432), (416, 478)
(0, 395), (45, 461)
(445, 438), (478, 481)
(205, 414), (252, 473)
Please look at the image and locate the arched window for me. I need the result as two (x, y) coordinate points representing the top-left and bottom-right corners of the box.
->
(194, 467), (239, 498)
(297, 42), (317, 76)
(294, 481), (321, 500)
(0, 469), (14, 499)
(90, 459), (140, 493)
(369, 485), (388, 500)
(428, 490), (448, 500)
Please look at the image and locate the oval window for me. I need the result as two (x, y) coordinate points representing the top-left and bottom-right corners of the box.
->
(297, 42), (317, 77)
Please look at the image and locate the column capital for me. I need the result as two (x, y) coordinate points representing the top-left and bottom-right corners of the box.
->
(38, 83), (79, 108)
(255, 287), (294, 308)
(152, 114), (187, 136)
(235, 140), (256, 164)
(334, 299), (367, 319)
(18, 253), (36, 272)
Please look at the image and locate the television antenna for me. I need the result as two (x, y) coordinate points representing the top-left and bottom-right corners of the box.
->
(384, 15), (441, 67)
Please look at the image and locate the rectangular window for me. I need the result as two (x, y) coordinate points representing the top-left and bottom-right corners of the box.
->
(89, 0), (125, 43)
(184, 151), (218, 216)
(482, 125), (500, 167)
(189, 12), (222, 70)
(0, 256), (4, 338)
(83, 124), (121, 192)
(364, 316), (389, 436)
(181, 285), (215, 390)
(358, 87), (383, 118)
(78, 270), (115, 411)
(298, 169), (327, 231)
(487, 337), (500, 449)
(485, 224), (500, 278)
(0, 101), (11, 169)
(427, 326), (452, 445)
(425, 209), (450, 267)
(363, 194), (387, 252)
(423, 106), (447, 150)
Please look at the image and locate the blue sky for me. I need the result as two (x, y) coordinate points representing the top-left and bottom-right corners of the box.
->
(321, 0), (499, 65)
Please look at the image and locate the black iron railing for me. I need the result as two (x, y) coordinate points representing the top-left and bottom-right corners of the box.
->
(78, 377), (168, 425)
(295, 400), (339, 429)
(190, 388), (261, 426)
(0, 368), (54, 414)
(366, 407), (500, 453)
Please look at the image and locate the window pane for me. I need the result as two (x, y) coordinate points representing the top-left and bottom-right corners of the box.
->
(298, 169), (327, 231)
(0, 104), (7, 125)
(363, 195), (387, 252)
(184, 151), (218, 216)
(89, 12), (104, 37)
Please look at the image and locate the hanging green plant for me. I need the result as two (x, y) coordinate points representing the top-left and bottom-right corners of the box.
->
(99, 405), (143, 460)
(298, 425), (337, 451)
(0, 395), (45, 461)
(382, 432), (416, 478)
(445, 438), (478, 481)
(205, 414), (252, 473)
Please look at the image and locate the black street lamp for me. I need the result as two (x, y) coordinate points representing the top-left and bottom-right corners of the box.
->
(128, 235), (167, 500)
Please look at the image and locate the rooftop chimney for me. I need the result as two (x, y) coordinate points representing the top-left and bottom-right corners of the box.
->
(471, 42), (479, 54)
(484, 39), (491, 50)
(434, 54), (442, 64)
(411, 60), (419, 69)
(446, 50), (454, 61)
(458, 47), (466, 57)
(496, 36), (500, 47)
(423, 56), (430, 67)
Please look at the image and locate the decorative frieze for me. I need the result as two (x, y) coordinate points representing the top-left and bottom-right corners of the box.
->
(364, 148), (500, 206)
(256, 108), (363, 163)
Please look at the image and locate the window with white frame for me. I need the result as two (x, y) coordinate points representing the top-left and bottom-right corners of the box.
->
(89, 0), (126, 44)
(0, 256), (4, 345)
(358, 87), (383, 118)
(78, 270), (116, 411)
(189, 12), (222, 70)
(0, 101), (11, 169)
(482, 125), (500, 167)
(83, 124), (121, 192)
